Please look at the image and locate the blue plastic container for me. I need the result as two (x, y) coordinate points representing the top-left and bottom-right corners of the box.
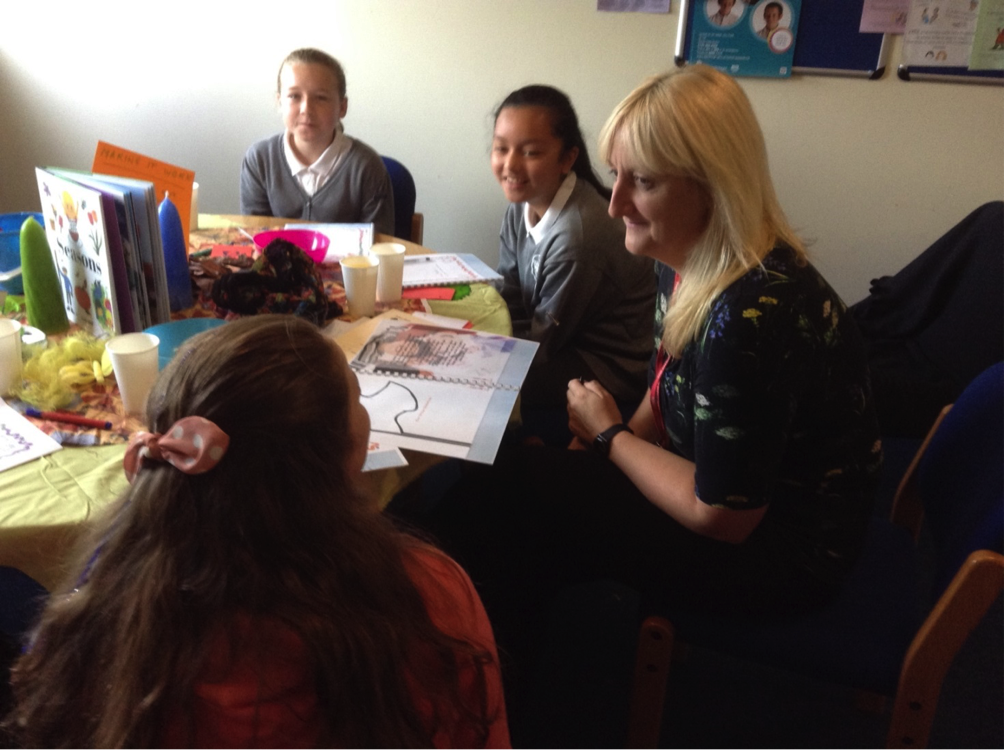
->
(0, 212), (44, 295)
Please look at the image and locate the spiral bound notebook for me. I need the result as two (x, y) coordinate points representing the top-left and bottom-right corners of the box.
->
(401, 253), (502, 288)
(349, 319), (537, 464)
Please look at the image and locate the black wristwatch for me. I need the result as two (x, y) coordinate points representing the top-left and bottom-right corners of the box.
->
(592, 423), (633, 458)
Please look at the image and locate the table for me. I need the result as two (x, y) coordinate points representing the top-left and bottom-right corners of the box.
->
(0, 216), (511, 590)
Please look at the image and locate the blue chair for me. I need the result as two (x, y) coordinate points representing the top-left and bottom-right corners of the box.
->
(0, 566), (48, 641)
(381, 156), (423, 244)
(628, 362), (1004, 748)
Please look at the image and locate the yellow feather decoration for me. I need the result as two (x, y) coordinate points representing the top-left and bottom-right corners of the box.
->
(12, 333), (111, 410)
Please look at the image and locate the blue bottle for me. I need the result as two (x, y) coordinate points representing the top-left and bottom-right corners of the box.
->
(158, 192), (193, 312)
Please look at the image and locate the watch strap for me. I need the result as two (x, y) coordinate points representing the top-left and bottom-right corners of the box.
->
(593, 423), (633, 457)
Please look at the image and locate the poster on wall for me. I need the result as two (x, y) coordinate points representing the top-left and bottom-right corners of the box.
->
(968, 0), (1004, 70)
(597, 0), (671, 11)
(902, 0), (981, 67)
(859, 0), (911, 33)
(686, 0), (802, 77)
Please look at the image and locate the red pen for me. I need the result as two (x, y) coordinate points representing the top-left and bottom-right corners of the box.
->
(24, 408), (113, 430)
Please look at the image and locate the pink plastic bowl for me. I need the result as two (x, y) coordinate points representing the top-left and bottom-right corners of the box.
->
(253, 229), (330, 264)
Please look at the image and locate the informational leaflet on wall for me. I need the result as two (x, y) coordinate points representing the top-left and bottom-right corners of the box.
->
(686, 0), (802, 77)
(903, 0), (981, 66)
(968, 0), (1004, 70)
(859, 0), (911, 33)
(597, 0), (671, 12)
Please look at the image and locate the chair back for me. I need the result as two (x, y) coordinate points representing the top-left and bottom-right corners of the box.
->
(0, 566), (47, 639)
(381, 156), (417, 241)
(918, 361), (1004, 597)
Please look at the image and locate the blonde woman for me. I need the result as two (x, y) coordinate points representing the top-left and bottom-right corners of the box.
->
(413, 69), (881, 726)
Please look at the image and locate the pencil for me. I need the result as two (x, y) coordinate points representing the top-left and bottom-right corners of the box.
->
(24, 408), (113, 430)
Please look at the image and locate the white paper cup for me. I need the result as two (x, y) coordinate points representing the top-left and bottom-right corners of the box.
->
(0, 319), (22, 396)
(341, 255), (379, 318)
(369, 242), (406, 303)
(106, 332), (160, 416)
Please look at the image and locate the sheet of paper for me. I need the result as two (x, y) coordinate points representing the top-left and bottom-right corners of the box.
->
(358, 373), (494, 456)
(0, 399), (62, 472)
(347, 319), (537, 464)
(328, 309), (426, 360)
(402, 286), (457, 301)
(597, 0), (670, 12)
(401, 254), (501, 287)
(860, 0), (910, 33)
(92, 142), (196, 243)
(362, 444), (408, 471)
(412, 312), (472, 329)
(352, 320), (515, 386)
(969, 0), (1004, 70)
(287, 223), (374, 261)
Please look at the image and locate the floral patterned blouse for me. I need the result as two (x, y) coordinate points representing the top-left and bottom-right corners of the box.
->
(655, 247), (882, 580)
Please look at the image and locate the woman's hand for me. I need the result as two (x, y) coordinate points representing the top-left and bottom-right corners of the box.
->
(566, 378), (622, 445)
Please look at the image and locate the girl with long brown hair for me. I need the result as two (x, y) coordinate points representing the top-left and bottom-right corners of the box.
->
(4, 315), (508, 747)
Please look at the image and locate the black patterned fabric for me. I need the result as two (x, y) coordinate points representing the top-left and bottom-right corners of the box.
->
(657, 247), (883, 581)
(211, 240), (338, 326)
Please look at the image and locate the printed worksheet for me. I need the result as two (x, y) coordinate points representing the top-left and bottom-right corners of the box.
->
(349, 319), (537, 464)
(0, 399), (62, 473)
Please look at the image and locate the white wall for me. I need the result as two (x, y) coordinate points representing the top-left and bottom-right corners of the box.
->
(1, 0), (1001, 304)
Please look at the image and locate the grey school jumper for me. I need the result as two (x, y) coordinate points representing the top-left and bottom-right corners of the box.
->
(497, 178), (656, 403)
(240, 134), (395, 236)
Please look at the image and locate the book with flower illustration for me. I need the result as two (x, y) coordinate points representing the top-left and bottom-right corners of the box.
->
(35, 167), (134, 337)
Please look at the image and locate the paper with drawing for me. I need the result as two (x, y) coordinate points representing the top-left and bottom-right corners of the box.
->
(348, 318), (537, 464)
(0, 400), (62, 473)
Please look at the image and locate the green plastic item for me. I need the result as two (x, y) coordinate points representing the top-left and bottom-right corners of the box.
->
(20, 216), (69, 334)
(451, 284), (472, 301)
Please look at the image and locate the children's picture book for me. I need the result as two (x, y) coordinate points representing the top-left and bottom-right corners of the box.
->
(401, 254), (502, 288)
(51, 169), (150, 329)
(43, 169), (172, 329)
(92, 141), (196, 244)
(286, 222), (374, 261)
(35, 168), (129, 337)
(90, 172), (172, 326)
(348, 317), (537, 464)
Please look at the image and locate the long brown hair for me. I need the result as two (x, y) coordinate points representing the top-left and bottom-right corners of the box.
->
(4, 315), (494, 747)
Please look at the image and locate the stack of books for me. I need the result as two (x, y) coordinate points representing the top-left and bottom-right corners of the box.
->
(34, 167), (171, 337)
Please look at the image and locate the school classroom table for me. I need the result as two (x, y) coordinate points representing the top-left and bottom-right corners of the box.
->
(0, 216), (511, 591)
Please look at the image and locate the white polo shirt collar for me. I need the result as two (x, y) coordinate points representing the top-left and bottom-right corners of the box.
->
(284, 128), (351, 196)
(525, 172), (577, 243)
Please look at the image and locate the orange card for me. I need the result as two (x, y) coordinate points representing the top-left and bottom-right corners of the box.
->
(210, 244), (256, 260)
(402, 286), (457, 300)
(92, 141), (196, 241)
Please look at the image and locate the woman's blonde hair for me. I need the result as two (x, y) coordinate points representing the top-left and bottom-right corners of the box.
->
(598, 64), (804, 356)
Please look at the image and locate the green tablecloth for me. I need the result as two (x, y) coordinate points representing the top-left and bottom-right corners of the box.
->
(0, 285), (510, 592)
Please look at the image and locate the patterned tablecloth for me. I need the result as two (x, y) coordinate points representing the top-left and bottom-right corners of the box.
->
(1, 227), (511, 590)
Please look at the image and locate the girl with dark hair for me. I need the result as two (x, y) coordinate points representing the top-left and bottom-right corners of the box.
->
(416, 68), (880, 741)
(491, 84), (655, 417)
(3, 315), (508, 748)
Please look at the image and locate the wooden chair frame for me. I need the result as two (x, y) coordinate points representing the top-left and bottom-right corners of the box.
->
(627, 404), (1004, 748)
